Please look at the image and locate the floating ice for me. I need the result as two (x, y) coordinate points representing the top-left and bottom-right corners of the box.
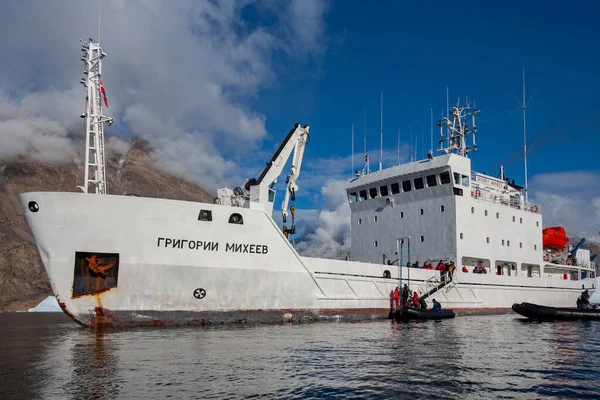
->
(28, 296), (62, 312)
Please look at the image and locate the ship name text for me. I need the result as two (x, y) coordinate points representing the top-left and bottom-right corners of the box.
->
(157, 237), (268, 254)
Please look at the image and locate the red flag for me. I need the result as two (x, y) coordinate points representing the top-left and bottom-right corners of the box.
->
(100, 81), (109, 107)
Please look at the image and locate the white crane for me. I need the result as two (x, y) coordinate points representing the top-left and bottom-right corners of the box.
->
(216, 123), (310, 235)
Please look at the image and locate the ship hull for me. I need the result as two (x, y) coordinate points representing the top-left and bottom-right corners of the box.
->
(20, 192), (596, 327)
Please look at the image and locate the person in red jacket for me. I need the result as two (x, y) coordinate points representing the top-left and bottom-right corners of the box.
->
(393, 286), (400, 309)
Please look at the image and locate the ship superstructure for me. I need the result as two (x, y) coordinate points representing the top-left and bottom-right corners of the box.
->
(346, 101), (595, 282)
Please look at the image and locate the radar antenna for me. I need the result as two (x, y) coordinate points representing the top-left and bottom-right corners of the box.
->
(437, 98), (479, 157)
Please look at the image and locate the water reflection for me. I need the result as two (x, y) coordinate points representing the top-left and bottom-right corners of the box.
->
(1, 313), (600, 399)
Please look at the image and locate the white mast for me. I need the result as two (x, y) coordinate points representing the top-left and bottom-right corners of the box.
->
(429, 108), (433, 157)
(351, 123), (354, 176)
(362, 108), (370, 175)
(397, 128), (400, 165)
(379, 92), (383, 171)
(522, 67), (529, 204)
(77, 38), (113, 194)
(437, 99), (479, 157)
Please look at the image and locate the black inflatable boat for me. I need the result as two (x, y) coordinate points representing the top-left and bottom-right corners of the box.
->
(394, 306), (455, 321)
(512, 302), (600, 321)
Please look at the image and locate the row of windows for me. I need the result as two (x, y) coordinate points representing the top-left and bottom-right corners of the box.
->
(470, 207), (539, 227)
(198, 210), (243, 224)
(459, 232), (538, 250)
(349, 171), (469, 203)
(357, 205), (447, 224)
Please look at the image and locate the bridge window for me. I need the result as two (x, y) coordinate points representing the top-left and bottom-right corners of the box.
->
(369, 187), (378, 198)
(198, 209), (212, 221)
(414, 177), (424, 190)
(229, 213), (243, 224)
(380, 185), (389, 196)
(359, 190), (367, 201)
(440, 205), (445, 212)
(453, 172), (461, 185)
(349, 192), (358, 203)
(390, 182), (400, 194)
(426, 174), (437, 187)
(402, 180), (412, 192)
(462, 175), (469, 186)
(440, 171), (451, 184)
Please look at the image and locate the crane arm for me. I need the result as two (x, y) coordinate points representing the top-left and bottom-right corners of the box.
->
(281, 127), (308, 220)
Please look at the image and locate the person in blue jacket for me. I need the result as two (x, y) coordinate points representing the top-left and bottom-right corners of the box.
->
(432, 299), (441, 311)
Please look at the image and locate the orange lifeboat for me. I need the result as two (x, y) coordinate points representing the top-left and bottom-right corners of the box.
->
(542, 226), (569, 250)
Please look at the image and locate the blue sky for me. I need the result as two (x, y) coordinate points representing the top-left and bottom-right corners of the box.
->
(257, 0), (599, 205)
(1, 0), (599, 251)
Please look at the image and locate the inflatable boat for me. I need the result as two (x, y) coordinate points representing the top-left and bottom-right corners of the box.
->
(394, 306), (455, 321)
(512, 302), (600, 321)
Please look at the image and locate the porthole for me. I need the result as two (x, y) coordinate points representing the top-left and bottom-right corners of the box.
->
(471, 207), (474, 214)
(420, 236), (424, 243)
(374, 216), (378, 222)
(401, 212), (404, 218)
(228, 213), (243, 224)
(507, 240), (510, 247)
(502, 240), (505, 246)
(486, 237), (489, 244)
(420, 208), (424, 215)
(520, 218), (523, 224)
(496, 212), (499, 219)
(534, 244), (537, 250)
(460, 233), (463, 240)
(374, 240), (378, 247)
(512, 216), (515, 222)
(440, 205), (445, 212)
(358, 218), (362, 225)
(536, 221), (539, 227)
(520, 242), (523, 248)
(198, 209), (212, 221)
(485, 210), (488, 216)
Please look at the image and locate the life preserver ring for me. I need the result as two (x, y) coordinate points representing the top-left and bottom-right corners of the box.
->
(531, 205), (538, 213)
(566, 258), (573, 266)
(543, 253), (549, 262)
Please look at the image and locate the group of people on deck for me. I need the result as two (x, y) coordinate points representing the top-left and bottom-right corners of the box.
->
(389, 285), (442, 312)
(405, 260), (456, 280)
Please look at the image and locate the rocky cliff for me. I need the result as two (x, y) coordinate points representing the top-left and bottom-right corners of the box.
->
(0, 137), (213, 311)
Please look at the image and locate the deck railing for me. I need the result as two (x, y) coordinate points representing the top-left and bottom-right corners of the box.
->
(470, 189), (541, 214)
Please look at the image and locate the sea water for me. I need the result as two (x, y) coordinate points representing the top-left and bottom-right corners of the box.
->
(1, 312), (599, 399)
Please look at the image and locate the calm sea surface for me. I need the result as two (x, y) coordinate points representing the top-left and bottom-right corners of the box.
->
(1, 312), (599, 399)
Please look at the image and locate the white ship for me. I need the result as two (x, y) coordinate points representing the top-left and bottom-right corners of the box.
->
(20, 39), (597, 327)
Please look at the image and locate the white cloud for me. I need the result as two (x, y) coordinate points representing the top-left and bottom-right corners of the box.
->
(295, 179), (351, 259)
(530, 170), (600, 239)
(0, 0), (330, 190)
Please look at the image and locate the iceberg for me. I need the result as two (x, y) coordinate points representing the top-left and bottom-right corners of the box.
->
(28, 296), (62, 312)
